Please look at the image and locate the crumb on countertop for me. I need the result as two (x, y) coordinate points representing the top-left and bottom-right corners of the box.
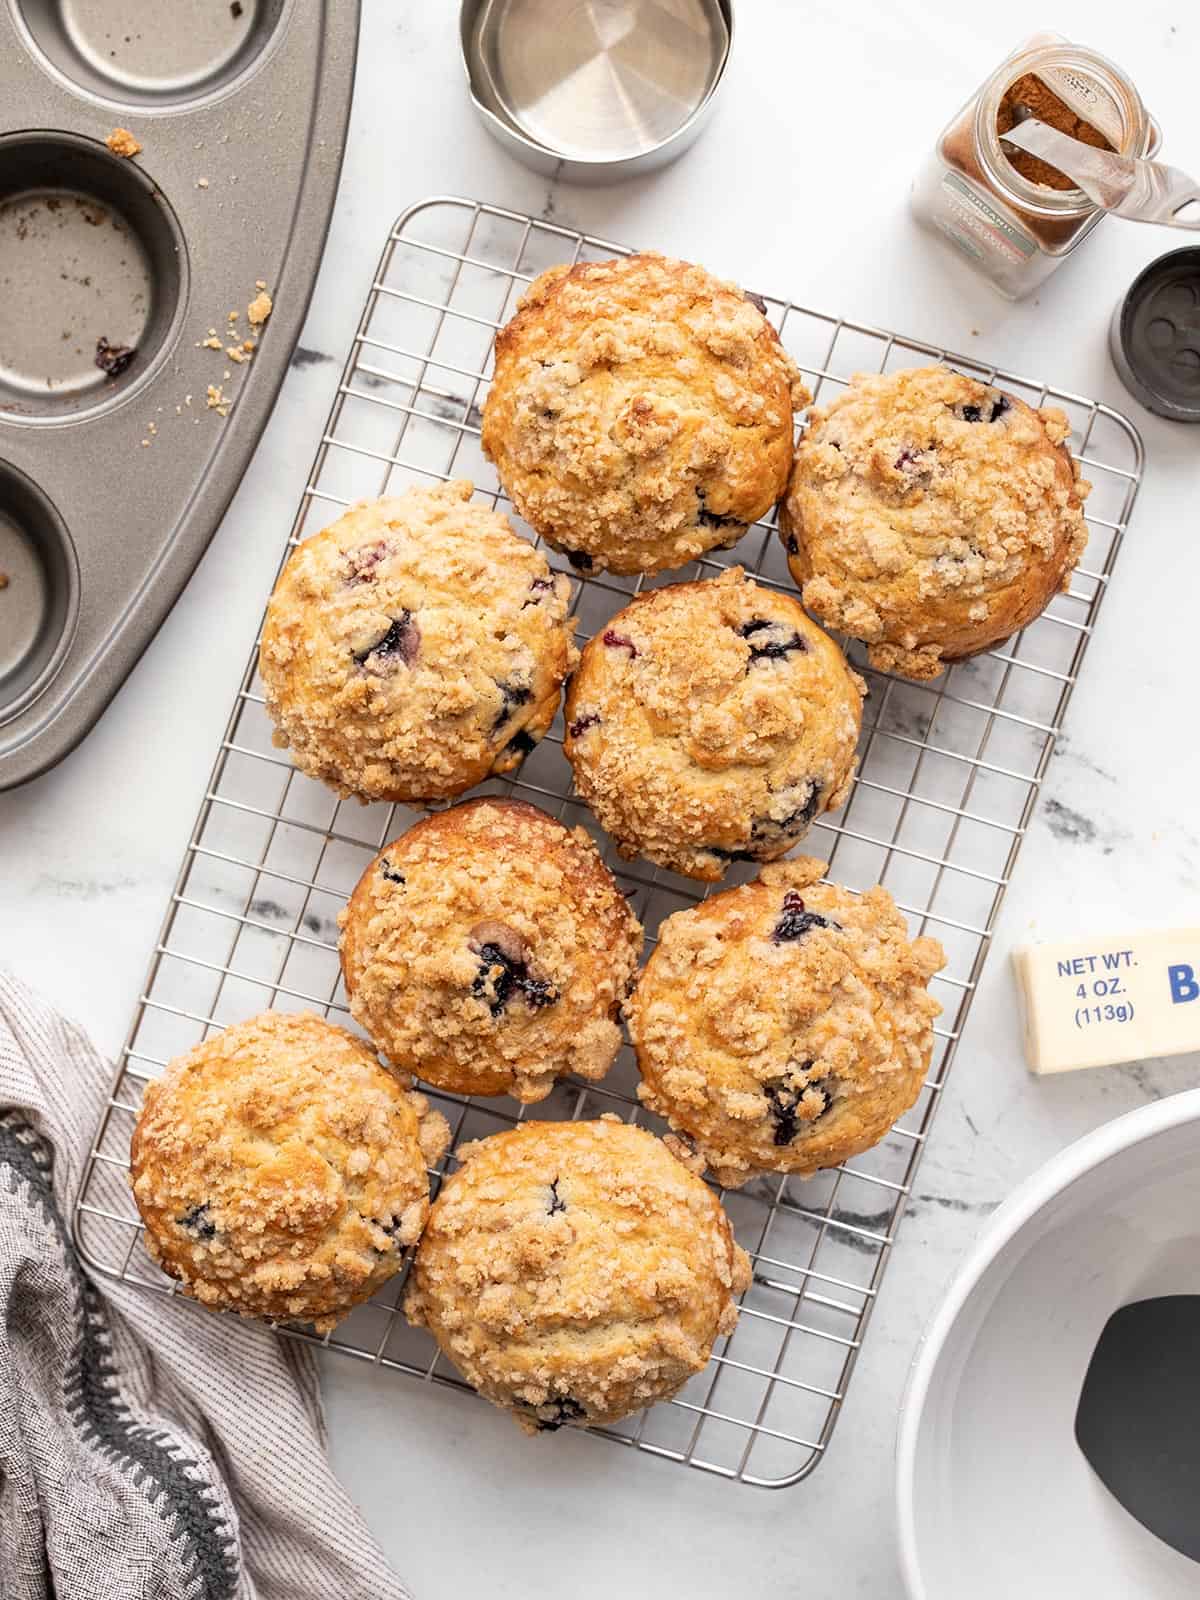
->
(106, 128), (142, 159)
(196, 177), (210, 190)
(0, 572), (9, 591)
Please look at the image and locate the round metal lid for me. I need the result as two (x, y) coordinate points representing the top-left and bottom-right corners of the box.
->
(1111, 247), (1200, 422)
(470, 0), (730, 163)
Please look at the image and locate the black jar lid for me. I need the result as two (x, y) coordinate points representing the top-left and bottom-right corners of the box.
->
(1109, 247), (1200, 422)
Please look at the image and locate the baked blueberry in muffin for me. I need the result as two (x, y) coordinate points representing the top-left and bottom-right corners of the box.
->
(130, 1012), (449, 1330)
(338, 798), (643, 1102)
(563, 567), (863, 881)
(626, 857), (945, 1187)
(405, 1119), (751, 1430)
(779, 365), (1090, 680)
(481, 253), (809, 575)
(259, 480), (577, 803)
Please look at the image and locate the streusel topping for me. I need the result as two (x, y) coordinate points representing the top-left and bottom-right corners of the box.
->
(482, 253), (809, 575)
(780, 366), (1089, 680)
(564, 568), (863, 881)
(406, 1119), (750, 1431)
(339, 798), (643, 1102)
(627, 857), (945, 1187)
(259, 480), (577, 802)
(130, 1011), (449, 1331)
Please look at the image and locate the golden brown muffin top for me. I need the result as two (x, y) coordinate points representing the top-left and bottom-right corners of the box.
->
(781, 366), (1089, 680)
(482, 252), (809, 575)
(405, 1118), (751, 1430)
(627, 858), (945, 1187)
(564, 567), (863, 880)
(338, 798), (643, 1102)
(130, 1011), (449, 1332)
(259, 480), (577, 802)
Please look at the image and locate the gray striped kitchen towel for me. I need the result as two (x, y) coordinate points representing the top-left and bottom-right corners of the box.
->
(0, 973), (410, 1600)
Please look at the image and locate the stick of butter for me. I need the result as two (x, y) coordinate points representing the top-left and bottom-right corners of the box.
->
(1012, 929), (1200, 1075)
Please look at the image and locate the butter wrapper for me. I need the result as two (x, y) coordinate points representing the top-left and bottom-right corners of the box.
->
(1012, 928), (1200, 1075)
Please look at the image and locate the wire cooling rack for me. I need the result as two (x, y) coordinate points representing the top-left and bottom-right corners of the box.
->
(73, 195), (1144, 1488)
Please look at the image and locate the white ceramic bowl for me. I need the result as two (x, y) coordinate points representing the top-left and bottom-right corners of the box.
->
(897, 1089), (1200, 1600)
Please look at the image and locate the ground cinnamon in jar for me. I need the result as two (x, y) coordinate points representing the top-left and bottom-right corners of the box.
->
(937, 97), (1082, 254)
(996, 73), (1114, 190)
(910, 35), (1155, 299)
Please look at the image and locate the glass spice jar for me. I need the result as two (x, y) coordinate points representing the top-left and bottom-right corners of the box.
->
(911, 33), (1160, 299)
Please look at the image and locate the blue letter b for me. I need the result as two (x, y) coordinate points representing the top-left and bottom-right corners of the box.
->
(1168, 964), (1199, 1004)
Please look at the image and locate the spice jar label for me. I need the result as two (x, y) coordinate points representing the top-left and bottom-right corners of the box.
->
(937, 172), (1038, 266)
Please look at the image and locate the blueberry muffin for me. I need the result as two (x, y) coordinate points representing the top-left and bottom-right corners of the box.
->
(626, 857), (945, 1187)
(563, 567), (863, 882)
(338, 799), (643, 1102)
(259, 480), (577, 803)
(481, 253), (809, 575)
(778, 366), (1090, 681)
(130, 1012), (450, 1330)
(405, 1119), (751, 1431)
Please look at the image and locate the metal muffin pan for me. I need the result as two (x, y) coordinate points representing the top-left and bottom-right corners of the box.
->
(0, 0), (360, 789)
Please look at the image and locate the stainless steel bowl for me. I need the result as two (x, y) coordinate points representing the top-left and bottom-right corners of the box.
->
(460, 0), (733, 183)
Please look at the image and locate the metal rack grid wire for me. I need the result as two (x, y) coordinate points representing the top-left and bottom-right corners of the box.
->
(72, 196), (1144, 1489)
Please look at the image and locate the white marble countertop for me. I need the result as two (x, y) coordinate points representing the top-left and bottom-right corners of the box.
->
(4, 2), (1200, 1595)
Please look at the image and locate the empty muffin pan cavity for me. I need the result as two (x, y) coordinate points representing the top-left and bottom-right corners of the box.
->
(13, 0), (288, 107)
(0, 132), (186, 422)
(0, 461), (79, 724)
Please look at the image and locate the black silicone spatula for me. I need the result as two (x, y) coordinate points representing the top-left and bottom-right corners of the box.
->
(1075, 1296), (1200, 1564)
